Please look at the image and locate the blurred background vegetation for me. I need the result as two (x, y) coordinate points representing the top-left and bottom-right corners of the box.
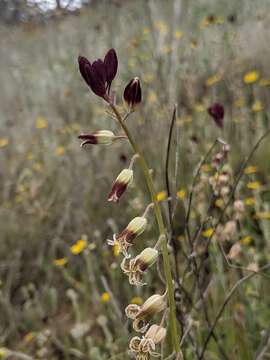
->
(1, 0), (270, 359)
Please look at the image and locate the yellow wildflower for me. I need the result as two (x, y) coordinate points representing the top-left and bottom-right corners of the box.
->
(240, 236), (252, 246)
(215, 198), (224, 208)
(177, 189), (186, 200)
(53, 257), (68, 266)
(243, 71), (259, 84)
(162, 46), (172, 54)
(131, 296), (143, 305)
(194, 103), (205, 112)
(202, 228), (214, 238)
(101, 292), (110, 303)
(154, 21), (168, 34)
(26, 152), (34, 160)
(252, 100), (264, 112)
(255, 212), (270, 220)
(35, 116), (48, 129)
(113, 243), (120, 257)
(234, 97), (245, 108)
(143, 73), (154, 84)
(55, 146), (66, 156)
(174, 30), (183, 39)
(0, 138), (9, 148)
(0, 348), (7, 357)
(70, 238), (87, 255)
(247, 181), (261, 190)
(156, 191), (167, 202)
(201, 164), (212, 173)
(244, 166), (258, 174)
(216, 16), (225, 25)
(199, 17), (211, 28)
(143, 27), (150, 35)
(190, 40), (198, 49)
(259, 78), (270, 87)
(23, 332), (35, 343)
(147, 90), (158, 103)
(206, 74), (222, 87)
(33, 162), (44, 172)
(245, 197), (256, 206)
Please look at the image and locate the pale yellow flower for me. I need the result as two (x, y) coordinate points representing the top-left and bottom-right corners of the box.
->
(215, 198), (224, 208)
(255, 211), (270, 220)
(35, 116), (48, 129)
(147, 90), (158, 103)
(55, 146), (66, 156)
(234, 97), (245, 108)
(194, 103), (205, 112)
(245, 197), (256, 206)
(131, 296), (143, 305)
(154, 21), (168, 34)
(0, 348), (7, 357)
(53, 257), (68, 266)
(247, 181), (261, 190)
(244, 166), (258, 174)
(240, 236), (252, 245)
(243, 71), (259, 84)
(143, 27), (150, 35)
(0, 137), (9, 148)
(201, 164), (212, 173)
(206, 74), (222, 87)
(259, 78), (270, 86)
(177, 189), (186, 200)
(174, 30), (183, 39)
(252, 100), (264, 112)
(23, 332), (35, 343)
(113, 243), (120, 257)
(190, 40), (198, 49)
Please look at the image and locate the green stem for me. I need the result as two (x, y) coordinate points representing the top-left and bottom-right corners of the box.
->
(110, 104), (181, 357)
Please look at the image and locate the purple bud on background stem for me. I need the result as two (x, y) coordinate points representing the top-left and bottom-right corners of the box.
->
(207, 103), (225, 128)
(123, 77), (142, 110)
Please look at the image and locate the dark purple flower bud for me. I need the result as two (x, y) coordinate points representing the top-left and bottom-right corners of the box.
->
(208, 103), (225, 128)
(108, 168), (133, 202)
(123, 77), (142, 111)
(87, 59), (107, 98)
(104, 48), (118, 91)
(78, 56), (91, 86)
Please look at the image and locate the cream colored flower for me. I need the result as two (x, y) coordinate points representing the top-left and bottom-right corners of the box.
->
(125, 293), (167, 333)
(121, 247), (158, 286)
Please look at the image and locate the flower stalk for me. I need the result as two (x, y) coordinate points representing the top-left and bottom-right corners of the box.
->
(109, 103), (181, 357)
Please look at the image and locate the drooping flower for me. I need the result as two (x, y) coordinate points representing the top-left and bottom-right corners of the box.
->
(78, 48), (118, 101)
(129, 325), (166, 359)
(208, 103), (225, 128)
(78, 130), (125, 146)
(123, 77), (142, 110)
(125, 292), (167, 333)
(107, 216), (147, 256)
(108, 168), (133, 202)
(121, 247), (158, 286)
